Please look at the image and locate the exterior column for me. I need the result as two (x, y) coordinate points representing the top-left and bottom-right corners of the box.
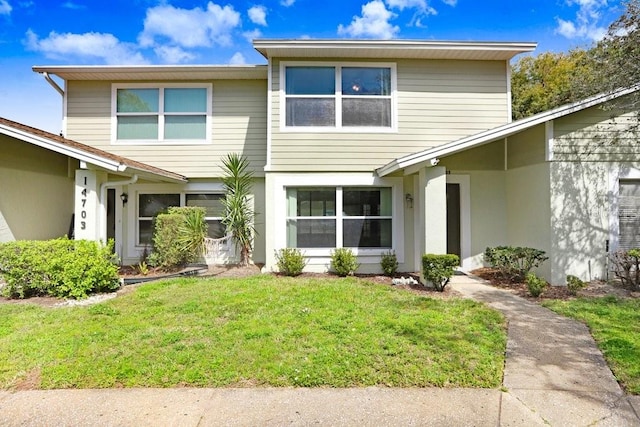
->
(418, 166), (447, 256)
(74, 170), (100, 240)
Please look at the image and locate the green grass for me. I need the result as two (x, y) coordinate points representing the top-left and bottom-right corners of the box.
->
(0, 275), (506, 389)
(543, 296), (640, 394)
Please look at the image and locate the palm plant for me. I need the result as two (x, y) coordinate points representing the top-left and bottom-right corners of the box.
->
(221, 153), (256, 266)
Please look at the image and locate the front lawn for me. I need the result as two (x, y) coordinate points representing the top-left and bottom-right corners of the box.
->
(543, 296), (640, 394)
(0, 275), (506, 389)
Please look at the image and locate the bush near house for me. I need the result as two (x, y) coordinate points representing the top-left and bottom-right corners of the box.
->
(525, 273), (547, 297)
(330, 248), (359, 276)
(422, 254), (459, 292)
(0, 238), (119, 299)
(610, 249), (640, 290)
(148, 206), (208, 271)
(380, 250), (399, 276)
(484, 246), (548, 282)
(275, 248), (307, 276)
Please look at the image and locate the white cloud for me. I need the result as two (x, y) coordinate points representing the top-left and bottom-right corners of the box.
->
(385, 0), (434, 14)
(0, 0), (12, 15)
(555, 0), (609, 41)
(139, 2), (241, 49)
(243, 29), (262, 43)
(229, 52), (246, 64)
(25, 29), (148, 65)
(154, 45), (195, 63)
(248, 5), (267, 26)
(338, 0), (399, 39)
(62, 1), (86, 10)
(280, 0), (295, 6)
(441, 0), (456, 5)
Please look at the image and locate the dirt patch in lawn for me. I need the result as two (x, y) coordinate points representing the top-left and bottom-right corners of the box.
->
(471, 267), (639, 300)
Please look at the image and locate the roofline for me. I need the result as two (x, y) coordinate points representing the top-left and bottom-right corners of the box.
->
(253, 38), (537, 58)
(377, 86), (640, 176)
(0, 118), (187, 183)
(32, 64), (267, 73)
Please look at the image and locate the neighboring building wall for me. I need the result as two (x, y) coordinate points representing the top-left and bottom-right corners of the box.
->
(0, 135), (75, 241)
(65, 79), (268, 178)
(505, 162), (552, 280)
(269, 58), (510, 172)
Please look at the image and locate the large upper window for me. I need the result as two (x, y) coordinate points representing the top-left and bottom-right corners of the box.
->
(114, 85), (210, 143)
(283, 64), (395, 130)
(286, 187), (392, 249)
(137, 192), (225, 246)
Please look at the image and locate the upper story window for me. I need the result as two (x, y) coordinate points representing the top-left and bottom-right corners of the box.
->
(282, 63), (396, 132)
(112, 84), (211, 145)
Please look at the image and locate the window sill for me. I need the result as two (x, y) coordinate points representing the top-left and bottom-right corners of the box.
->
(279, 126), (398, 134)
(112, 139), (211, 146)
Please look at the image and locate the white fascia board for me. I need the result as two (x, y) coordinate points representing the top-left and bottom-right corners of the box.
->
(0, 125), (122, 171)
(377, 86), (640, 176)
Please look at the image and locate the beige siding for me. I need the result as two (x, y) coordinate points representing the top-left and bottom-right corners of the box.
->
(507, 124), (546, 168)
(0, 135), (75, 241)
(270, 58), (510, 172)
(553, 103), (639, 162)
(442, 140), (505, 171)
(66, 80), (268, 178)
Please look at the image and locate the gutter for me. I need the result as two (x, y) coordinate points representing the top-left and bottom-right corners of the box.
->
(42, 72), (64, 97)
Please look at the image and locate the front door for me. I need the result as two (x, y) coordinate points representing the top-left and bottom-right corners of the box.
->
(446, 183), (461, 260)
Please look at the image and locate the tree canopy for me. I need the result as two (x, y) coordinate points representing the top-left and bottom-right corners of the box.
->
(511, 0), (640, 120)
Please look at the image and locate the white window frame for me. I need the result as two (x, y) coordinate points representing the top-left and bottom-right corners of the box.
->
(279, 61), (398, 133)
(111, 83), (212, 145)
(272, 174), (404, 264)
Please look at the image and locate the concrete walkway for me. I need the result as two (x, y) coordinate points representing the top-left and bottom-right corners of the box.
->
(1, 274), (639, 426)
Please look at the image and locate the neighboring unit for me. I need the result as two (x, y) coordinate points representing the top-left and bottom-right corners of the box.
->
(1, 38), (637, 284)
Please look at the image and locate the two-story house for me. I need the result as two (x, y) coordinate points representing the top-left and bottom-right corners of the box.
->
(3, 38), (638, 284)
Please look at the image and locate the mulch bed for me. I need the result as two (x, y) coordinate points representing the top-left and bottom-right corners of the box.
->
(470, 267), (638, 300)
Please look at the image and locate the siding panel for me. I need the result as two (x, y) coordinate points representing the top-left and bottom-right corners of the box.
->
(66, 80), (268, 177)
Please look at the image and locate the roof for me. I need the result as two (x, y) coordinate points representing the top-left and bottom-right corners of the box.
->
(0, 117), (187, 183)
(253, 39), (537, 61)
(377, 86), (640, 177)
(32, 65), (267, 81)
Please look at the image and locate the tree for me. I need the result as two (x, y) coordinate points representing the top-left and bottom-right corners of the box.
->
(584, 0), (640, 110)
(221, 153), (256, 266)
(511, 49), (594, 120)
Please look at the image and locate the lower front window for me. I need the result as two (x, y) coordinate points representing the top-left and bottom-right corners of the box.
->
(285, 186), (392, 249)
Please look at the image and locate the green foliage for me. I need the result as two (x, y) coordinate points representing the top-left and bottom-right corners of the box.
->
(0, 275), (506, 389)
(275, 248), (307, 276)
(221, 153), (256, 266)
(330, 248), (359, 276)
(421, 254), (459, 292)
(566, 274), (587, 295)
(610, 249), (640, 290)
(484, 246), (548, 282)
(511, 49), (594, 119)
(0, 238), (119, 299)
(380, 250), (399, 276)
(149, 207), (207, 270)
(525, 273), (547, 297)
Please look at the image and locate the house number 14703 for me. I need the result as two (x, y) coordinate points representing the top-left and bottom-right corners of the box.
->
(80, 176), (87, 230)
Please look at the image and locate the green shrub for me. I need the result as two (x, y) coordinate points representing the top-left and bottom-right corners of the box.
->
(484, 246), (548, 282)
(526, 273), (547, 297)
(330, 248), (359, 277)
(380, 250), (398, 276)
(0, 238), (119, 299)
(149, 207), (207, 270)
(421, 254), (459, 292)
(566, 274), (586, 295)
(611, 249), (640, 290)
(275, 248), (307, 276)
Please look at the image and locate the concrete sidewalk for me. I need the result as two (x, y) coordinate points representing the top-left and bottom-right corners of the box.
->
(1, 274), (639, 426)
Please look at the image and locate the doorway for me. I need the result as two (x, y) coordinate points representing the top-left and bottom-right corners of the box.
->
(446, 183), (461, 260)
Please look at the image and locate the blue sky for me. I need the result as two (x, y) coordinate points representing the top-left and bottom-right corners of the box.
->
(0, 0), (625, 133)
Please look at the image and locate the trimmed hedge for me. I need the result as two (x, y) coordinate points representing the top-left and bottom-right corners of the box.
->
(422, 254), (459, 292)
(0, 238), (120, 299)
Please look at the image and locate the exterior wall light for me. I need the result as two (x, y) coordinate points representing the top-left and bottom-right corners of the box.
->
(405, 193), (413, 208)
(120, 192), (128, 205)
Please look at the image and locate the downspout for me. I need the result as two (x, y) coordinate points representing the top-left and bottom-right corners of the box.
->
(99, 174), (138, 244)
(42, 72), (64, 97)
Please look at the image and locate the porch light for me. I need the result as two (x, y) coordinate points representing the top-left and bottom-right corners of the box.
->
(120, 192), (128, 205)
(405, 193), (413, 208)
